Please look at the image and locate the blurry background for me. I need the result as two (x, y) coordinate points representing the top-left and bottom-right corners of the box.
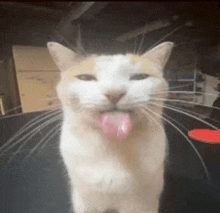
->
(1, 3), (220, 213)
(0, 2), (220, 115)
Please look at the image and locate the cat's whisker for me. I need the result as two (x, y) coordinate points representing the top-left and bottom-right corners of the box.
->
(23, 123), (62, 161)
(134, 108), (145, 121)
(16, 167), (41, 210)
(4, 116), (62, 159)
(1, 105), (22, 115)
(141, 105), (211, 184)
(137, 22), (148, 54)
(7, 115), (62, 162)
(161, 110), (189, 131)
(36, 129), (61, 156)
(0, 101), (62, 120)
(29, 100), (78, 111)
(33, 103), (62, 111)
(155, 83), (197, 93)
(133, 36), (138, 53)
(0, 110), (60, 152)
(164, 103), (220, 125)
(0, 110), (62, 154)
(148, 101), (219, 131)
(146, 23), (186, 51)
(7, 142), (56, 155)
(38, 97), (60, 101)
(150, 97), (220, 111)
(166, 83), (195, 91)
(139, 107), (164, 130)
(163, 102), (203, 119)
(153, 90), (220, 98)
(0, 111), (29, 120)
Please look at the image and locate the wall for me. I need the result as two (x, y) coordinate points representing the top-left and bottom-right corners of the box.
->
(12, 46), (61, 112)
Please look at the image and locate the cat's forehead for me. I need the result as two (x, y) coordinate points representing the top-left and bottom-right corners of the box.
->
(95, 54), (162, 77)
(63, 57), (95, 78)
(63, 53), (162, 79)
(95, 54), (138, 74)
(64, 55), (135, 78)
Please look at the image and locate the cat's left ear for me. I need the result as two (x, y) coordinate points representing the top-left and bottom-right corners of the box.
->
(142, 42), (174, 70)
(47, 42), (78, 72)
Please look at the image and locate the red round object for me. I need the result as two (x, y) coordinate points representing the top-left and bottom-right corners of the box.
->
(188, 129), (220, 144)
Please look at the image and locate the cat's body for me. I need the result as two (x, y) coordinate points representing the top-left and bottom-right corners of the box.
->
(61, 108), (166, 213)
(48, 42), (174, 213)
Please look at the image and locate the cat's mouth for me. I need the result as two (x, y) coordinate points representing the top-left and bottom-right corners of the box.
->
(100, 107), (133, 115)
(97, 107), (133, 141)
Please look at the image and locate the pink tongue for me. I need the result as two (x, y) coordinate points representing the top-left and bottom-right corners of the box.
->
(96, 112), (132, 141)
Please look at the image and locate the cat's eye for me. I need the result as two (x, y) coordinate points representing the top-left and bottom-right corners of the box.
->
(130, 73), (150, 80)
(76, 74), (97, 81)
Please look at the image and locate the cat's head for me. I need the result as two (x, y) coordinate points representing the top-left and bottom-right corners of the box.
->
(48, 42), (173, 127)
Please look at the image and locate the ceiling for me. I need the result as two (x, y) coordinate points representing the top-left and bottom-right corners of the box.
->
(1, 2), (220, 76)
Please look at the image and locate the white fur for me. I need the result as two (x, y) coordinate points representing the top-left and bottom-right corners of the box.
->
(48, 42), (173, 213)
(57, 55), (167, 113)
(60, 111), (166, 213)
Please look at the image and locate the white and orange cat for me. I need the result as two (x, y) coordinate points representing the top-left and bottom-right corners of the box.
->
(47, 41), (174, 213)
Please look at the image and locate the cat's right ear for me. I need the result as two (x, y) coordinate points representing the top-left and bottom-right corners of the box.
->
(142, 42), (174, 71)
(47, 42), (78, 72)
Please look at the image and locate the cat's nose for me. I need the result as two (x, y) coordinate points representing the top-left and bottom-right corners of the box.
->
(104, 91), (126, 105)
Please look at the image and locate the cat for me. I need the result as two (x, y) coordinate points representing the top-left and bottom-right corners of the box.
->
(47, 41), (174, 213)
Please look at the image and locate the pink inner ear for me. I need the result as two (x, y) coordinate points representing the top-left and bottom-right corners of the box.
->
(96, 113), (132, 142)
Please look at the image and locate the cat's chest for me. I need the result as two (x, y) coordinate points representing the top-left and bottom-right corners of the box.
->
(73, 159), (134, 192)
(62, 150), (134, 193)
(60, 135), (137, 192)
(59, 126), (165, 192)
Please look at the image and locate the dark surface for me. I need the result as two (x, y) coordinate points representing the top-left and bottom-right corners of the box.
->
(0, 111), (72, 213)
(0, 109), (220, 213)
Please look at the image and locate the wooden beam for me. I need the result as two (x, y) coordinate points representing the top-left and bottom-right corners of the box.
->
(79, 2), (108, 20)
(55, 2), (108, 47)
(55, 2), (94, 44)
(0, 2), (65, 16)
(56, 2), (108, 30)
(116, 20), (171, 42)
(56, 2), (94, 30)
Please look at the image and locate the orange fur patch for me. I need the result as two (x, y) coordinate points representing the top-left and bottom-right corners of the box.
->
(63, 56), (96, 80)
(128, 54), (163, 78)
(62, 54), (164, 81)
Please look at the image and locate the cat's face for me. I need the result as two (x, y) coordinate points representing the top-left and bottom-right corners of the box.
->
(48, 42), (173, 124)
